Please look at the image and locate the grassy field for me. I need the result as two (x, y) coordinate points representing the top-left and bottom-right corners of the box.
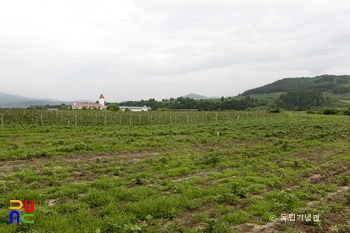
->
(0, 111), (349, 233)
(323, 91), (350, 101)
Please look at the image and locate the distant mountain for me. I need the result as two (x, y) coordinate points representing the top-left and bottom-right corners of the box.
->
(182, 93), (219, 99)
(0, 92), (91, 108)
(240, 74), (350, 96)
(1, 101), (66, 108)
(0, 92), (38, 104)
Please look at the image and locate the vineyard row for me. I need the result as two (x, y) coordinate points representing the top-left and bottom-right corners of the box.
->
(0, 110), (288, 126)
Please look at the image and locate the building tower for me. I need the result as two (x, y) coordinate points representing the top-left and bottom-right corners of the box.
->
(99, 94), (105, 108)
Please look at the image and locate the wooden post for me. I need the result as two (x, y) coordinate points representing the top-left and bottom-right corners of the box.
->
(130, 115), (132, 125)
(216, 112), (218, 122)
(119, 115), (122, 124)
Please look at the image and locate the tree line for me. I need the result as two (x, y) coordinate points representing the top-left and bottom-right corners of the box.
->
(274, 90), (326, 111)
(240, 75), (350, 96)
(27, 91), (347, 112)
(120, 96), (268, 111)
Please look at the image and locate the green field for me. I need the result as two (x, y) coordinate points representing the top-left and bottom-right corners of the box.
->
(323, 91), (350, 102)
(0, 110), (349, 233)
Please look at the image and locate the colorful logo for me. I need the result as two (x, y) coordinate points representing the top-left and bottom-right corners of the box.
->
(9, 200), (35, 224)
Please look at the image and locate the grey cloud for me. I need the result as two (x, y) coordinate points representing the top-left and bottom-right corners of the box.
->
(1, 0), (350, 101)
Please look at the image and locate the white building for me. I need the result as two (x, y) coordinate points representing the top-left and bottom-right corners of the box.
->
(71, 94), (106, 110)
(119, 105), (151, 112)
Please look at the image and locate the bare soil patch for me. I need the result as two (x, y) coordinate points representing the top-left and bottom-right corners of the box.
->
(0, 148), (163, 175)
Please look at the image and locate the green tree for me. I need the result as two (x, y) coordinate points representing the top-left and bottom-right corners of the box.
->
(107, 104), (120, 111)
(276, 90), (325, 110)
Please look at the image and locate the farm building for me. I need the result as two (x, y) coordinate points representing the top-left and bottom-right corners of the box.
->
(119, 105), (151, 111)
(71, 94), (106, 110)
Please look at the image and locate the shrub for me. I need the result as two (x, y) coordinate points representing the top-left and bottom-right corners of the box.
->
(334, 175), (350, 186)
(52, 139), (64, 145)
(345, 190), (350, 204)
(200, 151), (221, 165)
(230, 182), (247, 198)
(74, 142), (90, 151)
(269, 108), (280, 113)
(57, 145), (74, 152)
(323, 109), (339, 115)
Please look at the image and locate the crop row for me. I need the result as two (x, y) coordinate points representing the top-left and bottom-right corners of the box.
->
(0, 110), (287, 126)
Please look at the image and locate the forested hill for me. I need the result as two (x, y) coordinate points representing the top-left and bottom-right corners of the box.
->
(240, 75), (350, 96)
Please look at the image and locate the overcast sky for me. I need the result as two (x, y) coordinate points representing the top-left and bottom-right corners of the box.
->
(1, 0), (350, 102)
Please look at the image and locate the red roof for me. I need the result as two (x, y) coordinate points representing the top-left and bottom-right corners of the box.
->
(99, 94), (104, 99)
